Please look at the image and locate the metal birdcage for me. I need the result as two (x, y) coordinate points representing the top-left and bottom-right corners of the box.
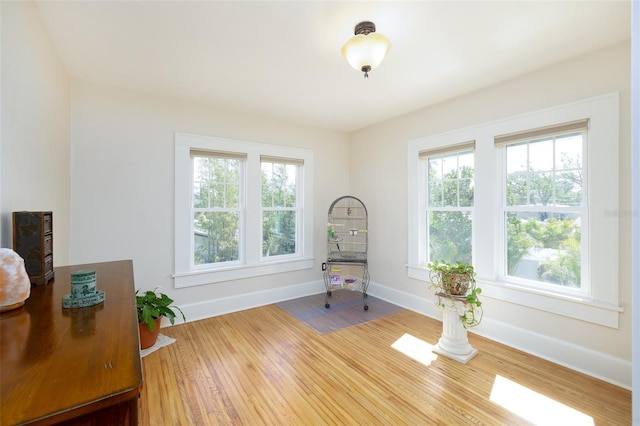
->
(323, 196), (370, 310)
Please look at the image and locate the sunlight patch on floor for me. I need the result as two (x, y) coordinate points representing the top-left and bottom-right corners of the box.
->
(391, 333), (438, 366)
(490, 375), (594, 425)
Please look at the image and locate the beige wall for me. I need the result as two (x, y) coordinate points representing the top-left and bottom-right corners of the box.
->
(69, 81), (349, 309)
(1, 1), (71, 264)
(350, 41), (632, 383)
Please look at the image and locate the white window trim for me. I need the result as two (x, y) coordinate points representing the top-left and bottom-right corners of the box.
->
(174, 133), (314, 288)
(191, 153), (246, 270)
(407, 93), (623, 328)
(497, 128), (588, 296)
(423, 147), (475, 265)
(260, 158), (302, 261)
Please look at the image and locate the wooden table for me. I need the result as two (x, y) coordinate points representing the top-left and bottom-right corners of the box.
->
(1, 260), (142, 425)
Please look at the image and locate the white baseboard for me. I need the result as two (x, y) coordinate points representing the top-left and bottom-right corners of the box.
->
(367, 281), (632, 390)
(168, 279), (631, 390)
(474, 317), (632, 390)
(172, 279), (325, 324)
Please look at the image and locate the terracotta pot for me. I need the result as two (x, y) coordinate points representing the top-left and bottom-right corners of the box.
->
(138, 317), (162, 350)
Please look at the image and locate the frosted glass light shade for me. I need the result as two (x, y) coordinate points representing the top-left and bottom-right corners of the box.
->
(341, 32), (391, 72)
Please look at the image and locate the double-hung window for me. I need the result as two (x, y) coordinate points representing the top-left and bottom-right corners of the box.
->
(175, 133), (314, 288)
(261, 157), (301, 258)
(191, 150), (244, 267)
(408, 93), (621, 327)
(421, 142), (475, 264)
(496, 121), (587, 292)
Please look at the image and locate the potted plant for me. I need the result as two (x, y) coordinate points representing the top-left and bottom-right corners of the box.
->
(427, 260), (483, 328)
(136, 288), (185, 349)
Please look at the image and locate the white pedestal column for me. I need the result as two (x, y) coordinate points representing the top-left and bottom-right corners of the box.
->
(433, 299), (478, 364)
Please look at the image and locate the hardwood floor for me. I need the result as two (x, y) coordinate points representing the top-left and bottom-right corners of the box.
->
(138, 303), (630, 425)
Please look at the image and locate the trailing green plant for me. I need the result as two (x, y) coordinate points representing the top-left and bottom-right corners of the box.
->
(459, 287), (483, 327)
(427, 260), (483, 328)
(136, 288), (186, 332)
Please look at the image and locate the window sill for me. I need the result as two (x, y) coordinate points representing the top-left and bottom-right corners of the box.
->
(407, 264), (623, 328)
(174, 257), (315, 288)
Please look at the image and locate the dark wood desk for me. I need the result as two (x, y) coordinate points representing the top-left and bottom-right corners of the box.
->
(1, 260), (142, 425)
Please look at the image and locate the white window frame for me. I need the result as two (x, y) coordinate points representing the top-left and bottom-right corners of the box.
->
(421, 143), (475, 265)
(408, 93), (623, 328)
(260, 157), (302, 260)
(497, 125), (588, 296)
(174, 133), (314, 288)
(191, 151), (246, 269)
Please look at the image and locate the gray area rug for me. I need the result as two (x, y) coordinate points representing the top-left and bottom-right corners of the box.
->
(276, 290), (404, 334)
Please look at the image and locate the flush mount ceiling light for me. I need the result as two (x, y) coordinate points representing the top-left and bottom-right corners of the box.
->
(341, 21), (391, 78)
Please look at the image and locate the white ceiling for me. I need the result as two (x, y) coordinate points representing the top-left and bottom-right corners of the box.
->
(35, 1), (631, 133)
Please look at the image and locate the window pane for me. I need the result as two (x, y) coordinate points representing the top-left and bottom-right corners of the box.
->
(193, 212), (239, 265)
(530, 171), (553, 205)
(556, 171), (582, 206)
(262, 160), (299, 258)
(225, 184), (240, 207)
(428, 211), (472, 264)
(284, 184), (296, 207)
(555, 133), (582, 170)
(507, 172), (528, 206)
(459, 178), (474, 207)
(262, 162), (297, 208)
(212, 183), (226, 207)
(263, 210), (296, 256)
(428, 180), (443, 207)
(529, 138), (554, 171)
(428, 158), (443, 207)
(506, 143), (527, 174)
(505, 212), (581, 287)
(458, 152), (474, 174)
(505, 133), (583, 208)
(273, 187), (285, 207)
(193, 157), (240, 208)
(427, 151), (473, 208)
(442, 179), (458, 206)
(442, 155), (457, 178)
(428, 158), (442, 179)
(193, 181), (209, 209)
(428, 182), (442, 210)
(261, 182), (273, 206)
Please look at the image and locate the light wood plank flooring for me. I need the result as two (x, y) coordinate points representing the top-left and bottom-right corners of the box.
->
(138, 303), (630, 425)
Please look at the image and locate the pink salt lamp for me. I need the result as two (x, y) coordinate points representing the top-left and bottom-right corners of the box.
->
(0, 248), (31, 312)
